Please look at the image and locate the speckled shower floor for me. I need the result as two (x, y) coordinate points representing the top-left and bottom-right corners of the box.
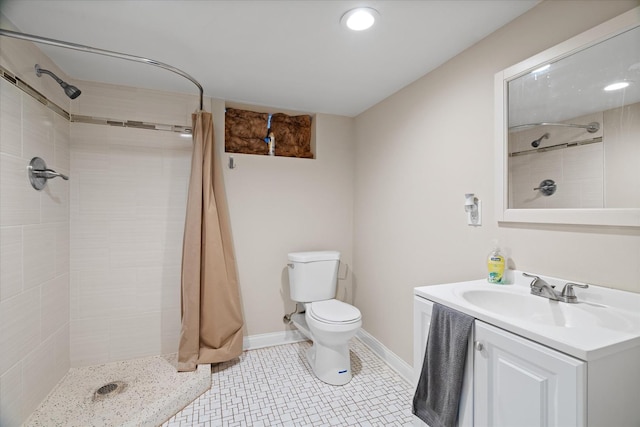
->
(24, 353), (211, 427)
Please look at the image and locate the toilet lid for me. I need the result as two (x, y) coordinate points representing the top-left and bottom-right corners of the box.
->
(308, 299), (361, 324)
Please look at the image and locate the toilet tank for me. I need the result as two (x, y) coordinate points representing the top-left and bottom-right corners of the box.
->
(287, 251), (340, 302)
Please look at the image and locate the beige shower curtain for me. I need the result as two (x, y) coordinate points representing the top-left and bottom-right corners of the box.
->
(178, 111), (244, 372)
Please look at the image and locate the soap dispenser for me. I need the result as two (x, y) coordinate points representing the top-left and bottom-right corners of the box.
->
(487, 241), (506, 284)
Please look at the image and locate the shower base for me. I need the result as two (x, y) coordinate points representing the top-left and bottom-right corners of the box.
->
(24, 353), (211, 427)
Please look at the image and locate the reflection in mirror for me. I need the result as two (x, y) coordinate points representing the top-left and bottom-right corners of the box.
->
(507, 25), (640, 210)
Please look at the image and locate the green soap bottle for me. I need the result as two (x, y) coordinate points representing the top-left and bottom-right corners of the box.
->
(487, 243), (505, 284)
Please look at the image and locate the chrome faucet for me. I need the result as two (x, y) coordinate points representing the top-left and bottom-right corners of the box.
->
(523, 273), (558, 300)
(522, 273), (589, 303)
(558, 282), (589, 303)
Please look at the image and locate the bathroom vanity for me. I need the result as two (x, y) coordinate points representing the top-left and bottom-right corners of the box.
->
(413, 272), (640, 427)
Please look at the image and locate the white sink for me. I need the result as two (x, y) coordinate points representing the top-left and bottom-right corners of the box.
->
(414, 271), (640, 361)
(458, 288), (635, 331)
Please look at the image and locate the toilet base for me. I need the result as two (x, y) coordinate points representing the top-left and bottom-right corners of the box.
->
(306, 341), (353, 386)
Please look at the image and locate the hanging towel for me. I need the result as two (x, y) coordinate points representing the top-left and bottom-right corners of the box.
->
(413, 303), (474, 427)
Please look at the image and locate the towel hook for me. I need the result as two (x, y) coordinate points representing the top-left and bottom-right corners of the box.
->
(28, 157), (69, 190)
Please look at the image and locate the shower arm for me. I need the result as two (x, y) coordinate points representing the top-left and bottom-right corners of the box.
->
(509, 121), (600, 133)
(0, 28), (204, 110)
(35, 65), (64, 85)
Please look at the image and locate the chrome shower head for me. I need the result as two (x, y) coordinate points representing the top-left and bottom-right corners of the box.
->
(34, 64), (81, 99)
(531, 132), (549, 148)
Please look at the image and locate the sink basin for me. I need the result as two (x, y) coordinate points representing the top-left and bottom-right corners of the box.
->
(458, 288), (635, 331)
(460, 289), (575, 327)
(415, 273), (640, 361)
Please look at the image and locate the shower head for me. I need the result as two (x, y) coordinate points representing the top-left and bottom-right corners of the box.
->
(34, 64), (81, 99)
(531, 132), (549, 148)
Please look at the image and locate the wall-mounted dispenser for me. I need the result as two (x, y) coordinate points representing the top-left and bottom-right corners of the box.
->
(464, 193), (482, 226)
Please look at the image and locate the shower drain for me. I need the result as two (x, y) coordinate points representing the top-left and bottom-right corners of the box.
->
(93, 381), (127, 401)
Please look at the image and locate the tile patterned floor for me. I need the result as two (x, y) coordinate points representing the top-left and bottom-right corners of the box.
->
(163, 339), (416, 426)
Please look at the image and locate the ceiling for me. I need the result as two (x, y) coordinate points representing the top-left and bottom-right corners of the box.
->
(0, 0), (539, 117)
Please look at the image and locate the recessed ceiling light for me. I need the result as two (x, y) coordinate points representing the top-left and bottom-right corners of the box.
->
(604, 81), (630, 91)
(341, 7), (379, 31)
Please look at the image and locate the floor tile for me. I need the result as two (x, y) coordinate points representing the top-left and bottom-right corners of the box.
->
(163, 339), (415, 426)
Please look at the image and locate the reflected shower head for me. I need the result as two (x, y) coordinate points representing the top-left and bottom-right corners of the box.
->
(34, 64), (81, 99)
(531, 132), (549, 148)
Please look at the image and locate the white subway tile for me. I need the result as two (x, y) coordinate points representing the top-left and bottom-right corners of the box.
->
(69, 318), (109, 367)
(52, 324), (70, 379)
(161, 266), (181, 310)
(160, 308), (181, 339)
(109, 312), (161, 361)
(55, 222), (70, 276)
(0, 153), (41, 226)
(76, 269), (137, 319)
(0, 288), (40, 375)
(0, 360), (24, 427)
(41, 274), (70, 339)
(135, 268), (163, 313)
(22, 96), (54, 163)
(69, 334), (110, 368)
(0, 80), (22, 157)
(72, 82), (137, 121)
(23, 224), (57, 290)
(70, 220), (109, 271)
(53, 113), (70, 172)
(0, 226), (23, 301)
(22, 337), (61, 416)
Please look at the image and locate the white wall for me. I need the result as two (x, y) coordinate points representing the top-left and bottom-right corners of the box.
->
(214, 99), (356, 336)
(0, 35), (71, 426)
(353, 0), (640, 365)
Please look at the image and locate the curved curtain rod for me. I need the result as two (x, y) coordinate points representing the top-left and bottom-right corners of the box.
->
(0, 28), (204, 110)
(509, 121), (600, 133)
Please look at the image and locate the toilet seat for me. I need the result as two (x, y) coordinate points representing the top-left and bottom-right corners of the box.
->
(308, 299), (361, 325)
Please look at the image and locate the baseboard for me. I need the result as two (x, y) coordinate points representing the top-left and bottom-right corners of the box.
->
(356, 329), (414, 386)
(242, 328), (414, 386)
(243, 329), (308, 350)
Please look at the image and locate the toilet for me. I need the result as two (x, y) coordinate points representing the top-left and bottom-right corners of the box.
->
(287, 251), (362, 386)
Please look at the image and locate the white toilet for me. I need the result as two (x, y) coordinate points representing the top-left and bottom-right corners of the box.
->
(287, 251), (362, 386)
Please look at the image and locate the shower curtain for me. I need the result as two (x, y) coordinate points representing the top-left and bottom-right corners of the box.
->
(178, 111), (244, 372)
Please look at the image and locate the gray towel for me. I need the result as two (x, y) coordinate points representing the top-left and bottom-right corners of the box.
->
(413, 303), (474, 427)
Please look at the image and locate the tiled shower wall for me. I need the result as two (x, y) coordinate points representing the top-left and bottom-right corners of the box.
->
(508, 111), (605, 209)
(508, 105), (640, 209)
(0, 34), (200, 423)
(69, 81), (197, 367)
(0, 78), (71, 425)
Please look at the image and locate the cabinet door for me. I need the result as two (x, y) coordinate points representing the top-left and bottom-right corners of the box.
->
(474, 321), (586, 427)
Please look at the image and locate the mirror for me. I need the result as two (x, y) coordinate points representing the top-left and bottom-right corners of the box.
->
(495, 7), (640, 227)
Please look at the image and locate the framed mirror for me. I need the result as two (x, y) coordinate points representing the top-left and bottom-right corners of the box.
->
(495, 7), (640, 227)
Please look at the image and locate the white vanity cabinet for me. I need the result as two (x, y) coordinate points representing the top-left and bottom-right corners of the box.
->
(414, 291), (640, 427)
(473, 321), (585, 427)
